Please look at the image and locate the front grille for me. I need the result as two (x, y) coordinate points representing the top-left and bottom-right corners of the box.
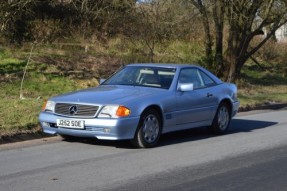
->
(55, 103), (99, 117)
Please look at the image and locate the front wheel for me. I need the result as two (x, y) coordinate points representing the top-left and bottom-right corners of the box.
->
(131, 109), (162, 148)
(209, 102), (231, 134)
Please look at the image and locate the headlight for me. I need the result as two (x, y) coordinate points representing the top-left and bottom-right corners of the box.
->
(42, 100), (55, 112)
(98, 105), (131, 118)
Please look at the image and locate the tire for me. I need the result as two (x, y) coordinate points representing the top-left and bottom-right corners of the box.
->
(209, 102), (231, 134)
(131, 109), (162, 148)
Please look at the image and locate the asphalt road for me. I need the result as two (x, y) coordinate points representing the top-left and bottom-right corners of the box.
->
(0, 109), (287, 191)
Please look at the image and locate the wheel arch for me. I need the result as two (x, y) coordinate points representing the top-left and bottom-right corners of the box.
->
(141, 105), (164, 127)
(131, 104), (164, 148)
(219, 98), (232, 116)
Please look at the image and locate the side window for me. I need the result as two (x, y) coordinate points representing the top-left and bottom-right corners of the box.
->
(199, 71), (216, 87)
(179, 68), (204, 89)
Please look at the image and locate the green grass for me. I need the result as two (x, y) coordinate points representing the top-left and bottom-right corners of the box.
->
(0, 98), (42, 135)
(0, 74), (90, 137)
(239, 90), (287, 106)
(0, 49), (82, 136)
(238, 64), (287, 107)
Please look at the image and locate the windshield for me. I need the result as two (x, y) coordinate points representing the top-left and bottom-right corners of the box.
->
(103, 66), (176, 89)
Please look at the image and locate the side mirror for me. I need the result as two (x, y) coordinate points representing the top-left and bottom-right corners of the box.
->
(178, 83), (194, 92)
(99, 79), (106, 84)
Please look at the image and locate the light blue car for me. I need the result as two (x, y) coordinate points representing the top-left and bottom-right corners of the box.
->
(39, 64), (239, 148)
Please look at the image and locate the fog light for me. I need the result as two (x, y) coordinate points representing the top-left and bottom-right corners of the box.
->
(42, 122), (50, 127)
(103, 128), (111, 133)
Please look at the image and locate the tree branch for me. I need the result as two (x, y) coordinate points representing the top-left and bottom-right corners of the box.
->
(20, 44), (35, 99)
(246, 20), (287, 60)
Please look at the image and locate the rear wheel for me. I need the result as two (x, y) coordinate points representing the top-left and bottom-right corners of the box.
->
(209, 102), (231, 134)
(132, 109), (162, 148)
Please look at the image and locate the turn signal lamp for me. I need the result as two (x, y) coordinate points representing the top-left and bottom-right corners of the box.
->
(116, 106), (131, 117)
(41, 101), (48, 111)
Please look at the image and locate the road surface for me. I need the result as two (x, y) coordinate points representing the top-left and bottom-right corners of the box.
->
(0, 109), (287, 191)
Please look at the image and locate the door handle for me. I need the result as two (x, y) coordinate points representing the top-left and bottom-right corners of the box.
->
(207, 93), (213, 97)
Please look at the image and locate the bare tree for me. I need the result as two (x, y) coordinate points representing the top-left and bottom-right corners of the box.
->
(67, 0), (135, 51)
(129, 0), (187, 62)
(192, 0), (213, 67)
(136, 1), (168, 62)
(0, 0), (36, 44)
(192, 0), (287, 82)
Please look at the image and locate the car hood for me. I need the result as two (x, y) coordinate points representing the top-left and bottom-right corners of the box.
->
(51, 85), (166, 105)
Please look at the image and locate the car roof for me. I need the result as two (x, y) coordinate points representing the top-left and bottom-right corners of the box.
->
(126, 63), (223, 84)
(127, 63), (198, 69)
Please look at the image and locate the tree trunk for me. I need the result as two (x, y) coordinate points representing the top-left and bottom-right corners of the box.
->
(225, 47), (243, 82)
(202, 15), (213, 65)
(193, 0), (213, 67)
(213, 0), (224, 76)
(227, 60), (239, 83)
(224, 22), (240, 82)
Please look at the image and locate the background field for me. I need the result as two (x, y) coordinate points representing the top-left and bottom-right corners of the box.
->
(1, 39), (287, 138)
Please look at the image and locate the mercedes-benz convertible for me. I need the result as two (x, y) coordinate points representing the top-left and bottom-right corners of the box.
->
(39, 64), (239, 148)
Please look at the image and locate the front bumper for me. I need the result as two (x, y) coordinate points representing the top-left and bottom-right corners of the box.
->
(38, 112), (140, 140)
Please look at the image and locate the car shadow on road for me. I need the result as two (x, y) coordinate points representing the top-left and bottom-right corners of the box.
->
(63, 119), (277, 149)
(157, 119), (278, 147)
(62, 137), (133, 149)
(229, 119), (278, 133)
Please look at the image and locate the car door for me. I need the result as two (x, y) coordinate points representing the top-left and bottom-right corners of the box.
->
(175, 68), (218, 126)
